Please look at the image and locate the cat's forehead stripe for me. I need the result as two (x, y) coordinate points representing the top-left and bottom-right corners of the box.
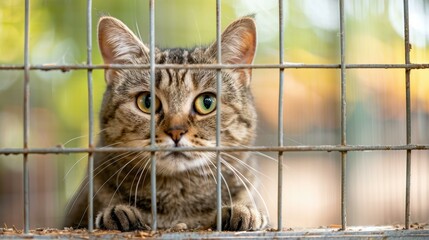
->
(156, 69), (167, 89)
(182, 69), (193, 89)
(157, 48), (200, 65)
(166, 69), (174, 86)
(183, 50), (188, 61)
(164, 50), (169, 61)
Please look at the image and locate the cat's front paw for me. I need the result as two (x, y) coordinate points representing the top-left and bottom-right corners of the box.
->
(219, 205), (268, 231)
(96, 204), (149, 231)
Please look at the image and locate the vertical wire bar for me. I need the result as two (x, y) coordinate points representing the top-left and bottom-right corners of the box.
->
(149, 0), (157, 231)
(403, 0), (412, 230)
(215, 0), (222, 232)
(23, 0), (30, 234)
(86, 0), (94, 232)
(277, 0), (285, 231)
(339, 0), (347, 230)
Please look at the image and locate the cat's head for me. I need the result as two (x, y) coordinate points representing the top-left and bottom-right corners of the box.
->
(97, 16), (257, 175)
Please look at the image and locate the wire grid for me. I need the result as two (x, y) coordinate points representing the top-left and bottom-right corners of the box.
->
(1, 0), (429, 236)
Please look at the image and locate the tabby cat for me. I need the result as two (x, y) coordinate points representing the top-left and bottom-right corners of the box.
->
(64, 16), (268, 231)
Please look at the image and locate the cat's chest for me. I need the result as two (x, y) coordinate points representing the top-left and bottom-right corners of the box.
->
(134, 176), (218, 215)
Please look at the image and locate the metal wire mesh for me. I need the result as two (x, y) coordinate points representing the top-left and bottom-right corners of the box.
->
(0, 0), (428, 237)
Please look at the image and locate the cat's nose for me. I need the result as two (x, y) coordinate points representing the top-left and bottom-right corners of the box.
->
(165, 128), (187, 145)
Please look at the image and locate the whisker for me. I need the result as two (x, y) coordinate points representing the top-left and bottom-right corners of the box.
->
(66, 151), (136, 217)
(222, 153), (274, 208)
(233, 143), (288, 168)
(132, 157), (151, 206)
(63, 153), (87, 181)
(61, 128), (108, 147)
(221, 152), (273, 181)
(220, 158), (270, 221)
(206, 153), (233, 209)
(62, 135), (88, 147)
(221, 153), (274, 202)
(220, 159), (256, 208)
(198, 153), (216, 184)
(108, 153), (146, 207)
(68, 137), (151, 226)
(75, 152), (144, 227)
(64, 141), (125, 180)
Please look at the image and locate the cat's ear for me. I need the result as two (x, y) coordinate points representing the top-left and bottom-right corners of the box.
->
(98, 16), (149, 64)
(207, 17), (257, 86)
(98, 16), (149, 84)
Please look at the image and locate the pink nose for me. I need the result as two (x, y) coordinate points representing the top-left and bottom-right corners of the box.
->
(166, 129), (187, 144)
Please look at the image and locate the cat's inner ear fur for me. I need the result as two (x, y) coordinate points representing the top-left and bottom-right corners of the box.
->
(207, 17), (257, 86)
(98, 16), (149, 85)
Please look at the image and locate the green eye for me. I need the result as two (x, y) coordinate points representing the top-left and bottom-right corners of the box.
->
(194, 93), (217, 115)
(136, 92), (161, 114)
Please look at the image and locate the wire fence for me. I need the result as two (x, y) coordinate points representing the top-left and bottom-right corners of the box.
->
(0, 0), (428, 238)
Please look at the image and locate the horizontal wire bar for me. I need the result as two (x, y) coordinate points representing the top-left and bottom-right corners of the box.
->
(1, 63), (429, 71)
(1, 144), (428, 155)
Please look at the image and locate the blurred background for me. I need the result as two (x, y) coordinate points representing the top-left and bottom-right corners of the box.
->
(0, 0), (428, 229)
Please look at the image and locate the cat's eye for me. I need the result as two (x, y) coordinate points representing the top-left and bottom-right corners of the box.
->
(136, 92), (161, 114)
(194, 93), (217, 115)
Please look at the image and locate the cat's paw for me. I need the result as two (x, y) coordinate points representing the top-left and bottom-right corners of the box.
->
(219, 205), (268, 231)
(96, 204), (149, 231)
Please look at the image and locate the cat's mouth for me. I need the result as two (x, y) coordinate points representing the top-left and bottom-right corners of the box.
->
(156, 145), (194, 162)
(153, 138), (208, 174)
(156, 138), (194, 161)
(155, 150), (208, 175)
(164, 151), (192, 160)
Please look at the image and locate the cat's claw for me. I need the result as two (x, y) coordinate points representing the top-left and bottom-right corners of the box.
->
(96, 204), (149, 231)
(219, 205), (268, 231)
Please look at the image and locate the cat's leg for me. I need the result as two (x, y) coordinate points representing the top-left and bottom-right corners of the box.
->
(96, 204), (149, 231)
(217, 204), (268, 231)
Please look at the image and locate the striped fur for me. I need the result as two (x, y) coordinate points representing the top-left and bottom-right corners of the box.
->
(65, 16), (267, 231)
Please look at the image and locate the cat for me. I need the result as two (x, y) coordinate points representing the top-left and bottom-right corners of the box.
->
(64, 15), (268, 232)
